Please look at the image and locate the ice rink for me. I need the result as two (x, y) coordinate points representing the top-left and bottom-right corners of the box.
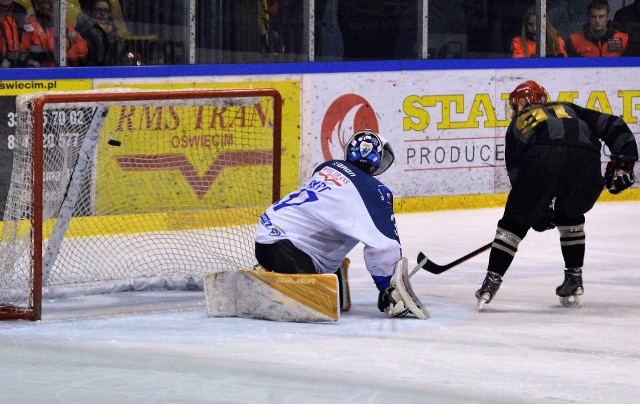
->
(1, 201), (639, 403)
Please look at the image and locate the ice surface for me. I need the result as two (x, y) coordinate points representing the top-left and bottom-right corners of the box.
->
(1, 201), (639, 403)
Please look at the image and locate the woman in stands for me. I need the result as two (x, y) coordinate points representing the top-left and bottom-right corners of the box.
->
(511, 6), (567, 58)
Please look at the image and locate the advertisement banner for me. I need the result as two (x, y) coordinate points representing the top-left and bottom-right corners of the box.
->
(86, 81), (300, 218)
(95, 80), (301, 201)
(0, 79), (92, 216)
(309, 68), (640, 200)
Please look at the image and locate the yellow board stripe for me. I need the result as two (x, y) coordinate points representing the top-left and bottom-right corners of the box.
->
(58, 207), (265, 237)
(248, 271), (339, 321)
(394, 189), (640, 214)
(0, 206), (266, 238)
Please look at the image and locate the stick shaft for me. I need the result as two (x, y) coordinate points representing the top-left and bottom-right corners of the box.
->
(417, 242), (492, 274)
(409, 254), (430, 278)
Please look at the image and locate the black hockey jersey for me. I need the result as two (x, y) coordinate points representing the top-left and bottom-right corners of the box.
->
(505, 102), (638, 184)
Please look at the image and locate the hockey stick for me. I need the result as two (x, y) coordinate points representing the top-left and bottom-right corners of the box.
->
(416, 242), (492, 274)
(409, 254), (430, 278)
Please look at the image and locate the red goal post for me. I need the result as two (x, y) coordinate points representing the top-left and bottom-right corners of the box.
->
(0, 88), (282, 320)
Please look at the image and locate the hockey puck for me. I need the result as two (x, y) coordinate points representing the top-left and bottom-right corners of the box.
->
(107, 139), (121, 146)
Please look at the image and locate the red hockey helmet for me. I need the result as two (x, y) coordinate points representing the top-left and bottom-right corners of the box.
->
(506, 80), (549, 118)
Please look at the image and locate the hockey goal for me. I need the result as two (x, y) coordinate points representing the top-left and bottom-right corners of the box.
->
(0, 88), (282, 320)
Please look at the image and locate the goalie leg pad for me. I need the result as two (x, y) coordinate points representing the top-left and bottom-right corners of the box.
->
(389, 258), (430, 319)
(205, 269), (339, 322)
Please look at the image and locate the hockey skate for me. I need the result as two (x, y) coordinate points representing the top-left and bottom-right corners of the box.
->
(556, 267), (583, 308)
(475, 271), (503, 311)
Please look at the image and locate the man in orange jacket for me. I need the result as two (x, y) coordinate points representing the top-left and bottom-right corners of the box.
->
(21, 0), (88, 67)
(0, 0), (24, 67)
(567, 0), (628, 57)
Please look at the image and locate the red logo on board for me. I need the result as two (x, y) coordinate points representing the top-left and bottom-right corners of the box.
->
(320, 94), (379, 161)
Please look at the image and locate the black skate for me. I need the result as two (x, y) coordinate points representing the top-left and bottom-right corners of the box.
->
(475, 271), (503, 311)
(556, 267), (583, 308)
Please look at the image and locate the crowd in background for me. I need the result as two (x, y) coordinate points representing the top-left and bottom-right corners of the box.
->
(1, 0), (640, 67)
(0, 0), (143, 67)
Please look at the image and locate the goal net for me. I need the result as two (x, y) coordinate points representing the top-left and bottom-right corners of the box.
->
(0, 88), (282, 320)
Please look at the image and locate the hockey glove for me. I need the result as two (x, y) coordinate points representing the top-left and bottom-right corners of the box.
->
(532, 199), (556, 232)
(378, 286), (410, 317)
(377, 258), (429, 319)
(605, 156), (636, 194)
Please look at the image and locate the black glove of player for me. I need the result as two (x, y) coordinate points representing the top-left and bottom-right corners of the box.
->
(532, 199), (556, 232)
(605, 156), (636, 194)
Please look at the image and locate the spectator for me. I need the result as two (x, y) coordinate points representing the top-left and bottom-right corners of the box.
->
(493, 1), (531, 56)
(315, 0), (343, 61)
(0, 0), (24, 67)
(21, 0), (88, 67)
(566, 0), (628, 57)
(613, 0), (640, 56)
(268, 0), (304, 61)
(75, 0), (120, 66)
(511, 6), (567, 57)
(259, 0), (283, 54)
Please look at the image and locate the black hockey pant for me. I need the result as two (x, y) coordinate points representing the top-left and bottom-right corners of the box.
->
(489, 145), (604, 276)
(254, 240), (348, 306)
(255, 240), (316, 274)
(504, 145), (604, 230)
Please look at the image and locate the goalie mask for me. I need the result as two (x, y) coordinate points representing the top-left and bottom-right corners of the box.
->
(506, 80), (549, 119)
(344, 130), (395, 176)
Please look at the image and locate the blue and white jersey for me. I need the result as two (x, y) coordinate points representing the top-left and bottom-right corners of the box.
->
(255, 160), (401, 282)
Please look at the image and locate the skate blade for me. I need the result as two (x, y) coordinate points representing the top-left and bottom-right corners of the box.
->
(476, 293), (490, 311)
(559, 291), (583, 308)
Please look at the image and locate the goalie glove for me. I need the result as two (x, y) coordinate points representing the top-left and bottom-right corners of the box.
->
(377, 258), (429, 319)
(378, 286), (410, 317)
(605, 156), (636, 194)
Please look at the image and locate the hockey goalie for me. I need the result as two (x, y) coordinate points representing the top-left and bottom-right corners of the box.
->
(205, 130), (429, 322)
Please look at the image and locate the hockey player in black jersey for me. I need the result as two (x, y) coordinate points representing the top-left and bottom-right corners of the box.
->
(476, 80), (638, 310)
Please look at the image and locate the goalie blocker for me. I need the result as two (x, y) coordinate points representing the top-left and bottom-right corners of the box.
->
(379, 258), (429, 319)
(204, 258), (428, 322)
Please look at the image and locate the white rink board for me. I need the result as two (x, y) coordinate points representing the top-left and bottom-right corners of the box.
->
(306, 68), (640, 198)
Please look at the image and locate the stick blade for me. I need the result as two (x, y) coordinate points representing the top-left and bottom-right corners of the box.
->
(416, 252), (447, 274)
